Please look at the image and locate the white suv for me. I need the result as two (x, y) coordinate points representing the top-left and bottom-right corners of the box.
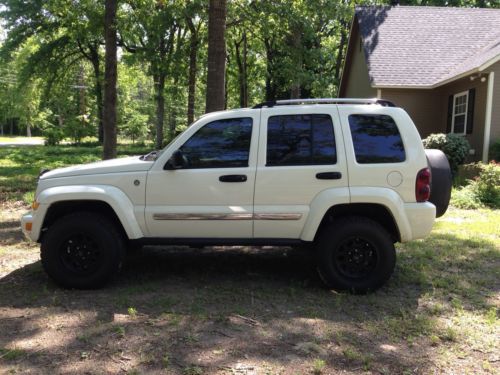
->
(21, 98), (451, 293)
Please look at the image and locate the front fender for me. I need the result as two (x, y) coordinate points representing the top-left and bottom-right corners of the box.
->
(31, 185), (144, 241)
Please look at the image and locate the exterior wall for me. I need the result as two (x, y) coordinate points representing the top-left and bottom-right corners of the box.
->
(486, 61), (500, 155)
(381, 88), (444, 138)
(382, 74), (489, 162)
(341, 23), (376, 98)
(438, 75), (488, 162)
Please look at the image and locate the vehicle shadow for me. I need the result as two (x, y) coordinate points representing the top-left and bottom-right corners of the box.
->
(0, 234), (497, 374)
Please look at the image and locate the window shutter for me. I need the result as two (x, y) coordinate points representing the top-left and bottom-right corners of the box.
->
(446, 95), (453, 133)
(466, 88), (475, 134)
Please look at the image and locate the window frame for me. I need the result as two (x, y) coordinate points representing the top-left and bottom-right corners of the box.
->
(451, 91), (468, 135)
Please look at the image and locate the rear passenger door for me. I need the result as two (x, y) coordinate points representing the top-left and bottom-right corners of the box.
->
(253, 106), (348, 239)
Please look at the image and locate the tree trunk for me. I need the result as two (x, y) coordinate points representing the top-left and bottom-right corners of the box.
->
(234, 32), (248, 108)
(103, 0), (118, 160)
(155, 73), (165, 150)
(186, 19), (199, 125)
(205, 0), (227, 113)
(89, 46), (104, 143)
(289, 25), (302, 99)
(334, 20), (348, 85)
(264, 38), (277, 101)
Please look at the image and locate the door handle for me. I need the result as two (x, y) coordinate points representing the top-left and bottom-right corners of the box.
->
(316, 172), (342, 180)
(219, 174), (247, 182)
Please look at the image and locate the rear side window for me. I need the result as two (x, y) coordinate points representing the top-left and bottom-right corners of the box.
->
(348, 114), (405, 163)
(267, 114), (336, 166)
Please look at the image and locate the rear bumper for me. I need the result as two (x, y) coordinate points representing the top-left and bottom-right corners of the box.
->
(402, 202), (436, 241)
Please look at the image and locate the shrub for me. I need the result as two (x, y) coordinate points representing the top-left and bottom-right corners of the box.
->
(450, 162), (500, 209)
(474, 162), (500, 208)
(489, 139), (500, 162)
(422, 133), (470, 175)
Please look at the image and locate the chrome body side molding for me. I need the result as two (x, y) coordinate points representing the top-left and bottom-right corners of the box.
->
(153, 213), (303, 221)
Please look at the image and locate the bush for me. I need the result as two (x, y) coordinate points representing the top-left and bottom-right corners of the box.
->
(474, 162), (500, 207)
(489, 139), (500, 162)
(450, 162), (500, 209)
(422, 133), (470, 175)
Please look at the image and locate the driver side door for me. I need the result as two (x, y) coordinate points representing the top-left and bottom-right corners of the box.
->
(145, 114), (259, 238)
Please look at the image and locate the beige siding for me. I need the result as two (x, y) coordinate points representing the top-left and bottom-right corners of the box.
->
(381, 89), (444, 138)
(342, 28), (376, 98)
(487, 61), (500, 154)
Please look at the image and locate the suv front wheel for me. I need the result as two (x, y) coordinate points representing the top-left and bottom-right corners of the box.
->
(315, 216), (396, 294)
(41, 212), (125, 289)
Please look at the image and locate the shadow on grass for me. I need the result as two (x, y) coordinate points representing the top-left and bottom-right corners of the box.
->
(0, 232), (498, 373)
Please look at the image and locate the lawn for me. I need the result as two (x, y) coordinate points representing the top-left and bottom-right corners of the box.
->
(0, 145), (498, 374)
(0, 143), (152, 203)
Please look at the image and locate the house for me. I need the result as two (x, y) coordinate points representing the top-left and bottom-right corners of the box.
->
(339, 6), (500, 162)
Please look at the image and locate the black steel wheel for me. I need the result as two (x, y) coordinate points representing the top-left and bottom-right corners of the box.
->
(334, 237), (378, 279)
(41, 212), (125, 289)
(315, 216), (395, 294)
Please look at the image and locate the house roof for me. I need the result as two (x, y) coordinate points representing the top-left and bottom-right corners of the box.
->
(355, 6), (500, 88)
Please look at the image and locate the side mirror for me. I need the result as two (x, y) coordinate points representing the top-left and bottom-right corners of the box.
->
(164, 150), (187, 170)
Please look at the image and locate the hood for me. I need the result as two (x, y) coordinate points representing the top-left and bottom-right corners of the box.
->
(40, 156), (154, 179)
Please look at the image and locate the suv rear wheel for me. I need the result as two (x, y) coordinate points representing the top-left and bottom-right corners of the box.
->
(41, 212), (125, 289)
(315, 216), (395, 294)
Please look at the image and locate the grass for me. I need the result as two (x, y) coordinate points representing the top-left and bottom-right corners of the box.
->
(0, 144), (498, 374)
(0, 144), (152, 202)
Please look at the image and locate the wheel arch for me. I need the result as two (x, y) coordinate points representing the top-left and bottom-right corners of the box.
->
(313, 203), (401, 243)
(42, 200), (128, 241)
(36, 185), (144, 241)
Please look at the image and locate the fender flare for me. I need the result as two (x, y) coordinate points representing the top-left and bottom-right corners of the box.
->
(37, 185), (144, 239)
(300, 187), (350, 241)
(300, 187), (411, 242)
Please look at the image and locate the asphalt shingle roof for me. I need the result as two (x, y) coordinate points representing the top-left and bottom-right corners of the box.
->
(355, 6), (500, 87)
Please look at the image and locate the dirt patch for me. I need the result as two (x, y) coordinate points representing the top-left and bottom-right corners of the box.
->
(0, 203), (498, 374)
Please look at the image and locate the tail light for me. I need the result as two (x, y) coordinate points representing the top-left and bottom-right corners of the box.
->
(416, 168), (431, 202)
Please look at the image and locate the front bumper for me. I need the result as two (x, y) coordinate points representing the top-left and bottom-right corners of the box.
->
(21, 204), (47, 242)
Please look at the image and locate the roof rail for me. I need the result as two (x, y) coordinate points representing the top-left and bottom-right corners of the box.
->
(252, 98), (396, 109)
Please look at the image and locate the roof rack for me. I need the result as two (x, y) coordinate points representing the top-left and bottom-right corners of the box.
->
(252, 98), (396, 109)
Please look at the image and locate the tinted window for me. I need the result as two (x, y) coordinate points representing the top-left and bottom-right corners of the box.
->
(267, 114), (336, 166)
(348, 114), (405, 163)
(180, 118), (252, 168)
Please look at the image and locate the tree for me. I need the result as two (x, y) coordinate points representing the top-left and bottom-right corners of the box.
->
(205, 0), (227, 113)
(103, 0), (118, 159)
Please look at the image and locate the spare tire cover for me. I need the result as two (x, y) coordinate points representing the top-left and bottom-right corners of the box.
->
(425, 149), (452, 218)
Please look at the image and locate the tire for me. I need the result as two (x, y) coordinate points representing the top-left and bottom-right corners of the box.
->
(315, 216), (396, 294)
(425, 149), (452, 218)
(41, 212), (125, 289)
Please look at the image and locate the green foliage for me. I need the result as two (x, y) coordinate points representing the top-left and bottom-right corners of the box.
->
(489, 138), (500, 162)
(474, 162), (500, 207)
(422, 133), (470, 174)
(451, 162), (500, 209)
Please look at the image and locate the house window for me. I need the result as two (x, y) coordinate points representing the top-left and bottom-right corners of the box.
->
(451, 91), (468, 135)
